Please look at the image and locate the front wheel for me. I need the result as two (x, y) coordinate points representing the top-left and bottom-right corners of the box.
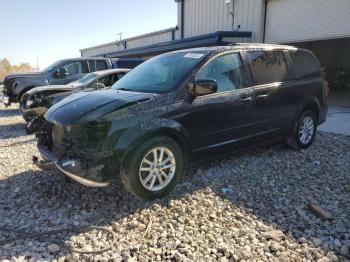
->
(121, 136), (184, 200)
(286, 110), (317, 149)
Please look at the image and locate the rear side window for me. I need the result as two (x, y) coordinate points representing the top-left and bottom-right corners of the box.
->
(245, 51), (288, 85)
(88, 60), (108, 72)
(62, 61), (88, 75)
(197, 53), (247, 92)
(98, 73), (125, 87)
(286, 50), (321, 80)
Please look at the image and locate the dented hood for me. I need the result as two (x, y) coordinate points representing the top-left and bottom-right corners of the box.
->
(45, 89), (155, 125)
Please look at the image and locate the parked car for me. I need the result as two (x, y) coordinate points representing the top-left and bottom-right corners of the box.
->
(20, 69), (130, 134)
(34, 44), (328, 200)
(1, 57), (144, 106)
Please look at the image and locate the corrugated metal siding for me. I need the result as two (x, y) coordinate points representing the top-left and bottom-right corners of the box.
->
(81, 0), (263, 57)
(234, 0), (264, 42)
(127, 31), (174, 49)
(265, 0), (350, 43)
(81, 43), (124, 57)
(81, 28), (178, 57)
(183, 0), (263, 42)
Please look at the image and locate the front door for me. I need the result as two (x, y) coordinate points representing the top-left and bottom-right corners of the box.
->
(191, 52), (255, 153)
(51, 61), (88, 85)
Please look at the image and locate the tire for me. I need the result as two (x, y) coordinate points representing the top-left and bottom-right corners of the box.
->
(121, 136), (184, 200)
(286, 110), (317, 150)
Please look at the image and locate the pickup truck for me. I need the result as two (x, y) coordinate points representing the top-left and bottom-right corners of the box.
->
(1, 57), (144, 106)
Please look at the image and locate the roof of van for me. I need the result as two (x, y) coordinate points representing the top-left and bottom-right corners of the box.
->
(170, 43), (299, 54)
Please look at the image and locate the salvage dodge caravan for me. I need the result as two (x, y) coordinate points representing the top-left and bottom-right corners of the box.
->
(35, 44), (328, 200)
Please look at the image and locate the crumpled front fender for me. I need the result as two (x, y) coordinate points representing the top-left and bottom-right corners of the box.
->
(113, 118), (190, 155)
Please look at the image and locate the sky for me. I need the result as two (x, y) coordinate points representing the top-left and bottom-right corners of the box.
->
(0, 0), (177, 69)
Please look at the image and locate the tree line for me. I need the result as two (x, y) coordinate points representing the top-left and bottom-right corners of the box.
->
(0, 58), (38, 81)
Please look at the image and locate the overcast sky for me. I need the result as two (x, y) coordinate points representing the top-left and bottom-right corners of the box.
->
(0, 0), (177, 69)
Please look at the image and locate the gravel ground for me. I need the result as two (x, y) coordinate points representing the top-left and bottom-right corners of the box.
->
(0, 104), (349, 262)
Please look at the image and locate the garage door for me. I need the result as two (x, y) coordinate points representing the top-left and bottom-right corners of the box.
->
(265, 0), (350, 43)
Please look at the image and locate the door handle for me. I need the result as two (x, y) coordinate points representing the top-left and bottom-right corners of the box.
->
(240, 97), (253, 103)
(257, 94), (269, 100)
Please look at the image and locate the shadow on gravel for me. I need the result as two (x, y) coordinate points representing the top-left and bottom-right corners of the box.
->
(0, 169), (151, 259)
(0, 135), (349, 260)
(0, 109), (20, 118)
(0, 123), (27, 139)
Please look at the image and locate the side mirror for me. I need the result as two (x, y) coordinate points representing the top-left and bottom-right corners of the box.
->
(192, 79), (218, 97)
(92, 82), (106, 89)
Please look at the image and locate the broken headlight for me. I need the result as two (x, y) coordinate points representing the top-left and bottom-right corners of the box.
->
(64, 121), (111, 150)
(83, 121), (111, 142)
(26, 99), (35, 107)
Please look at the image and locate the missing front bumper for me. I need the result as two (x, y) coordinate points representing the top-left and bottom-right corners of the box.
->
(55, 159), (109, 188)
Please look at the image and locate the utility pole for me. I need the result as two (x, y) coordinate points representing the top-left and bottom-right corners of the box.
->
(117, 32), (123, 41)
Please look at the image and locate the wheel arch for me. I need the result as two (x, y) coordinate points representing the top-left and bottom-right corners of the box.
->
(114, 120), (191, 162)
(300, 98), (321, 124)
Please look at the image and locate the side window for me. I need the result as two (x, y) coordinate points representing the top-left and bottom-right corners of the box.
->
(62, 62), (83, 76)
(197, 53), (247, 92)
(98, 75), (112, 86)
(110, 73), (126, 85)
(286, 50), (321, 80)
(88, 60), (108, 72)
(246, 51), (288, 85)
(95, 60), (108, 71)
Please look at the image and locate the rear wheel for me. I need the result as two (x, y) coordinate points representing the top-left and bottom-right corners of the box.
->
(121, 136), (184, 200)
(286, 110), (317, 149)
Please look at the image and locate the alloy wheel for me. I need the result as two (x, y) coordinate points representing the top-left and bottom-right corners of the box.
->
(299, 115), (315, 145)
(139, 147), (176, 191)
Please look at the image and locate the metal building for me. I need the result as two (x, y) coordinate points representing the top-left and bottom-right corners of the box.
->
(80, 0), (350, 88)
(264, 0), (350, 89)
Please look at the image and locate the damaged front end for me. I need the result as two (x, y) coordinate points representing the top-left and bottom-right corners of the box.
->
(34, 120), (117, 187)
(34, 89), (157, 187)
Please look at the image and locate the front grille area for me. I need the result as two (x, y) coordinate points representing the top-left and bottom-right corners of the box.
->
(2, 78), (11, 95)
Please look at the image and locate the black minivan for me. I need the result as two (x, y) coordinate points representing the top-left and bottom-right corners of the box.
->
(35, 44), (328, 200)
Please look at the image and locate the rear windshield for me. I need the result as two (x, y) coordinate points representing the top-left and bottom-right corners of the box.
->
(112, 51), (210, 93)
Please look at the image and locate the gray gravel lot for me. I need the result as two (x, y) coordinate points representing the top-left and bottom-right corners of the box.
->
(0, 104), (349, 262)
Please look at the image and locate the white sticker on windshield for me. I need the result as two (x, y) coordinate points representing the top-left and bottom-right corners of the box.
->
(184, 53), (204, 59)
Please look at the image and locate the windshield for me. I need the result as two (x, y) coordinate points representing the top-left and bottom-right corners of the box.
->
(71, 73), (99, 85)
(40, 60), (62, 73)
(112, 51), (209, 93)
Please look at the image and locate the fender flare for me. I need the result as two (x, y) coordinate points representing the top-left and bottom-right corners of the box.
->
(294, 96), (321, 122)
(289, 96), (321, 137)
(13, 80), (35, 98)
